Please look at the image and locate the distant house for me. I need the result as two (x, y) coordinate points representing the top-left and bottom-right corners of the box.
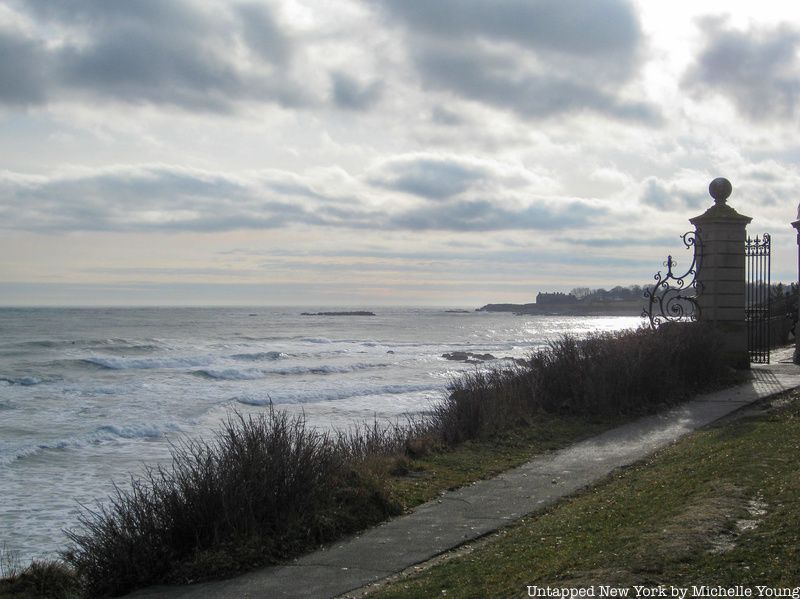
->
(536, 292), (578, 305)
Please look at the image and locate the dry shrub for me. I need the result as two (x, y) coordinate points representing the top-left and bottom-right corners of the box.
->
(65, 409), (402, 597)
(431, 324), (729, 443)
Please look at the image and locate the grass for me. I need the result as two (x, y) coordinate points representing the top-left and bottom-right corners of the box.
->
(1, 324), (735, 598)
(364, 389), (800, 598)
(383, 415), (618, 510)
(0, 552), (79, 599)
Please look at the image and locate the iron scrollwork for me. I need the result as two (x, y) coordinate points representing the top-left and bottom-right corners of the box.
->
(643, 231), (702, 328)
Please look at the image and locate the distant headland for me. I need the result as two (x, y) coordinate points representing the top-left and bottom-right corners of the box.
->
(477, 286), (647, 316)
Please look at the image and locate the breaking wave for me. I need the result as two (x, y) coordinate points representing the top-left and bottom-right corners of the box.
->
(233, 382), (441, 406)
(0, 375), (45, 386)
(81, 356), (213, 370)
(0, 422), (182, 465)
(195, 362), (390, 380)
(229, 351), (286, 361)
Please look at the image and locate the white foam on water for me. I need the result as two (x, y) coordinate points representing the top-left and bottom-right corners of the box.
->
(82, 355), (214, 370)
(233, 382), (442, 406)
(195, 368), (268, 380)
(229, 351), (286, 361)
(0, 422), (183, 465)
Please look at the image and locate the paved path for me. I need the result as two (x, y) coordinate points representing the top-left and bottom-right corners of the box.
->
(133, 354), (800, 599)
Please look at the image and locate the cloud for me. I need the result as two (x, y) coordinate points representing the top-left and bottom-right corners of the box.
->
(235, 2), (293, 66)
(430, 106), (466, 126)
(367, 153), (558, 200)
(388, 198), (606, 232)
(0, 162), (602, 233)
(0, 27), (49, 105)
(0, 165), (327, 232)
(372, 0), (660, 123)
(375, 0), (640, 60)
(368, 155), (488, 199)
(1, 1), (317, 111)
(331, 72), (383, 110)
(683, 19), (800, 122)
(640, 177), (705, 211)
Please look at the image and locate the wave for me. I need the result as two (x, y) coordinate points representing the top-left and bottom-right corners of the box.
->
(0, 375), (45, 386)
(195, 362), (390, 381)
(273, 363), (390, 375)
(233, 382), (441, 406)
(194, 368), (266, 381)
(99, 343), (163, 355)
(81, 356), (212, 370)
(8, 338), (162, 351)
(0, 422), (181, 465)
(94, 423), (179, 440)
(229, 351), (286, 361)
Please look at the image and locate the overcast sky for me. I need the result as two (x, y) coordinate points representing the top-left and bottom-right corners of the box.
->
(2, 0), (799, 306)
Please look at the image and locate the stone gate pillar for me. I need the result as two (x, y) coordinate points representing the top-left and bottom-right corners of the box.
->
(689, 178), (751, 369)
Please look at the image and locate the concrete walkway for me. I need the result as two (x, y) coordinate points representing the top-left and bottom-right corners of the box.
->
(133, 352), (800, 599)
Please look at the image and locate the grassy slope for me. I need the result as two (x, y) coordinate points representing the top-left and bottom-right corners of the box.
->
(366, 389), (800, 598)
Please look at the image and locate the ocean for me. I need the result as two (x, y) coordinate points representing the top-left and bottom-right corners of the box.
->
(0, 306), (642, 563)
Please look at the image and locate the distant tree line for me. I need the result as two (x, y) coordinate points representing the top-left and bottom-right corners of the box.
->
(568, 285), (646, 303)
(564, 281), (798, 310)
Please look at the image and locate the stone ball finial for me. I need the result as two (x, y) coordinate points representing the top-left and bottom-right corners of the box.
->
(709, 177), (732, 204)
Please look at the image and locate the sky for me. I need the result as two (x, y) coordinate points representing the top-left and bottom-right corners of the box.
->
(1, 0), (800, 307)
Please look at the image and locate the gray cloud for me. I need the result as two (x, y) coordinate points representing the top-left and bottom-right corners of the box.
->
(236, 2), (293, 66)
(373, 0), (660, 123)
(57, 24), (248, 112)
(368, 155), (487, 199)
(389, 198), (605, 232)
(562, 235), (679, 248)
(0, 166), (326, 232)
(640, 178), (705, 211)
(367, 153), (555, 201)
(2, 1), (316, 111)
(0, 163), (604, 233)
(331, 72), (383, 110)
(0, 27), (49, 105)
(375, 0), (640, 60)
(413, 42), (658, 122)
(430, 106), (466, 126)
(683, 19), (800, 122)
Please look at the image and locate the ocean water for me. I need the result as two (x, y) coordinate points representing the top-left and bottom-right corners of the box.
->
(0, 306), (642, 562)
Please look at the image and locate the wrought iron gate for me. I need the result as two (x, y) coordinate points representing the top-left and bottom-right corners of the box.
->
(643, 231), (701, 328)
(745, 233), (771, 364)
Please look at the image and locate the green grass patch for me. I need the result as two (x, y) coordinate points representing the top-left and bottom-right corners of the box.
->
(367, 390), (800, 599)
(384, 415), (617, 510)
